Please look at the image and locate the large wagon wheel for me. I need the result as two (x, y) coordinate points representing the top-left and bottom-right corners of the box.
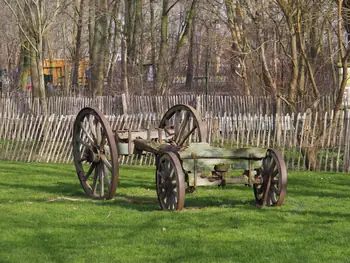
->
(73, 107), (119, 200)
(254, 149), (287, 207)
(156, 152), (185, 211)
(159, 104), (207, 147)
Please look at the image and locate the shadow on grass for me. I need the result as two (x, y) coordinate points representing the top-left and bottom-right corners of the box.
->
(90, 190), (260, 212)
(0, 181), (85, 201)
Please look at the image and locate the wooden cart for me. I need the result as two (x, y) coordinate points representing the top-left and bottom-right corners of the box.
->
(73, 104), (287, 210)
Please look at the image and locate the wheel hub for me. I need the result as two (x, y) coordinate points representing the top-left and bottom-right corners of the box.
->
(84, 148), (101, 163)
(165, 178), (174, 192)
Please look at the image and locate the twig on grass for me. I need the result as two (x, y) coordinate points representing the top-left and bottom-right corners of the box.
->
(46, 196), (88, 202)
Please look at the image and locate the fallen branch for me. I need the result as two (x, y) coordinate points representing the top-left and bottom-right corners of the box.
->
(46, 196), (88, 203)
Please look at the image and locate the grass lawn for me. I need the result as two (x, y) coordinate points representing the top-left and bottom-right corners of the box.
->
(0, 161), (350, 263)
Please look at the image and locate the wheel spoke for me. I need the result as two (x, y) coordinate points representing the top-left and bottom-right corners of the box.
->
(157, 170), (166, 179)
(271, 184), (280, 195)
(164, 127), (175, 137)
(100, 133), (107, 149)
(91, 166), (99, 195)
(269, 160), (276, 174)
(269, 190), (277, 203)
(271, 169), (279, 178)
(159, 190), (167, 200)
(88, 116), (98, 142)
(96, 122), (102, 146)
(84, 163), (96, 181)
(172, 179), (177, 187)
(178, 126), (197, 146)
(161, 161), (170, 175)
(175, 112), (190, 143)
(169, 167), (175, 179)
(170, 194), (176, 208)
(77, 135), (93, 150)
(81, 122), (96, 146)
(100, 155), (112, 172)
(98, 166), (105, 197)
(99, 167), (104, 197)
(174, 110), (181, 136)
(103, 165), (111, 188)
(158, 181), (166, 189)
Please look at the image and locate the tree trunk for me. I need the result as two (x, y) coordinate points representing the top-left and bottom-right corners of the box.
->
(121, 36), (129, 100)
(150, 0), (156, 90)
(185, 9), (196, 90)
(36, 38), (48, 115)
(30, 46), (40, 98)
(91, 0), (108, 97)
(62, 24), (70, 95)
(72, 0), (85, 92)
(107, 2), (120, 91)
(155, 0), (169, 95)
(18, 41), (30, 92)
(88, 0), (95, 95)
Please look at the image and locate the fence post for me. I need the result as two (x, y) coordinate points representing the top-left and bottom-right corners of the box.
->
(196, 95), (201, 114)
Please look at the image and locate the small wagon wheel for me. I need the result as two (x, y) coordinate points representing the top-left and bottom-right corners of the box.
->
(73, 107), (119, 200)
(254, 149), (287, 207)
(159, 104), (207, 147)
(156, 152), (185, 211)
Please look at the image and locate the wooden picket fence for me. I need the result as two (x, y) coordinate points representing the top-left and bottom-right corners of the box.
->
(0, 94), (338, 117)
(0, 110), (350, 172)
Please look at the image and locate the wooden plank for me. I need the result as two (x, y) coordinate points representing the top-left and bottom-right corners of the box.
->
(28, 115), (45, 162)
(63, 117), (75, 163)
(46, 116), (63, 162)
(282, 114), (288, 165)
(302, 111), (312, 170)
(7, 115), (20, 160)
(318, 112), (328, 171)
(324, 111), (334, 171)
(2, 115), (12, 159)
(297, 113), (307, 171)
(12, 115), (27, 161)
(292, 113), (301, 170)
(0, 114), (8, 156)
(343, 110), (350, 172)
(53, 116), (70, 163)
(336, 111), (344, 172)
(37, 115), (55, 162)
(19, 115), (34, 161)
(309, 112), (318, 171)
(330, 111), (340, 171)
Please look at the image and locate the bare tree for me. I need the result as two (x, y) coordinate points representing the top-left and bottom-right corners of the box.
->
(3, 0), (67, 114)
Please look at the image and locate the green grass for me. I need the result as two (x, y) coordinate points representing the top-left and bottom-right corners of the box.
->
(1, 161), (350, 263)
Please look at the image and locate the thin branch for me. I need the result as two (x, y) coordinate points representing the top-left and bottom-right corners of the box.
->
(166, 0), (181, 15)
(2, 0), (38, 52)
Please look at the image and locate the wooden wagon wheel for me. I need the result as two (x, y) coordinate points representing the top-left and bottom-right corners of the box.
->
(159, 104), (207, 147)
(254, 149), (287, 207)
(73, 107), (119, 200)
(156, 152), (185, 211)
